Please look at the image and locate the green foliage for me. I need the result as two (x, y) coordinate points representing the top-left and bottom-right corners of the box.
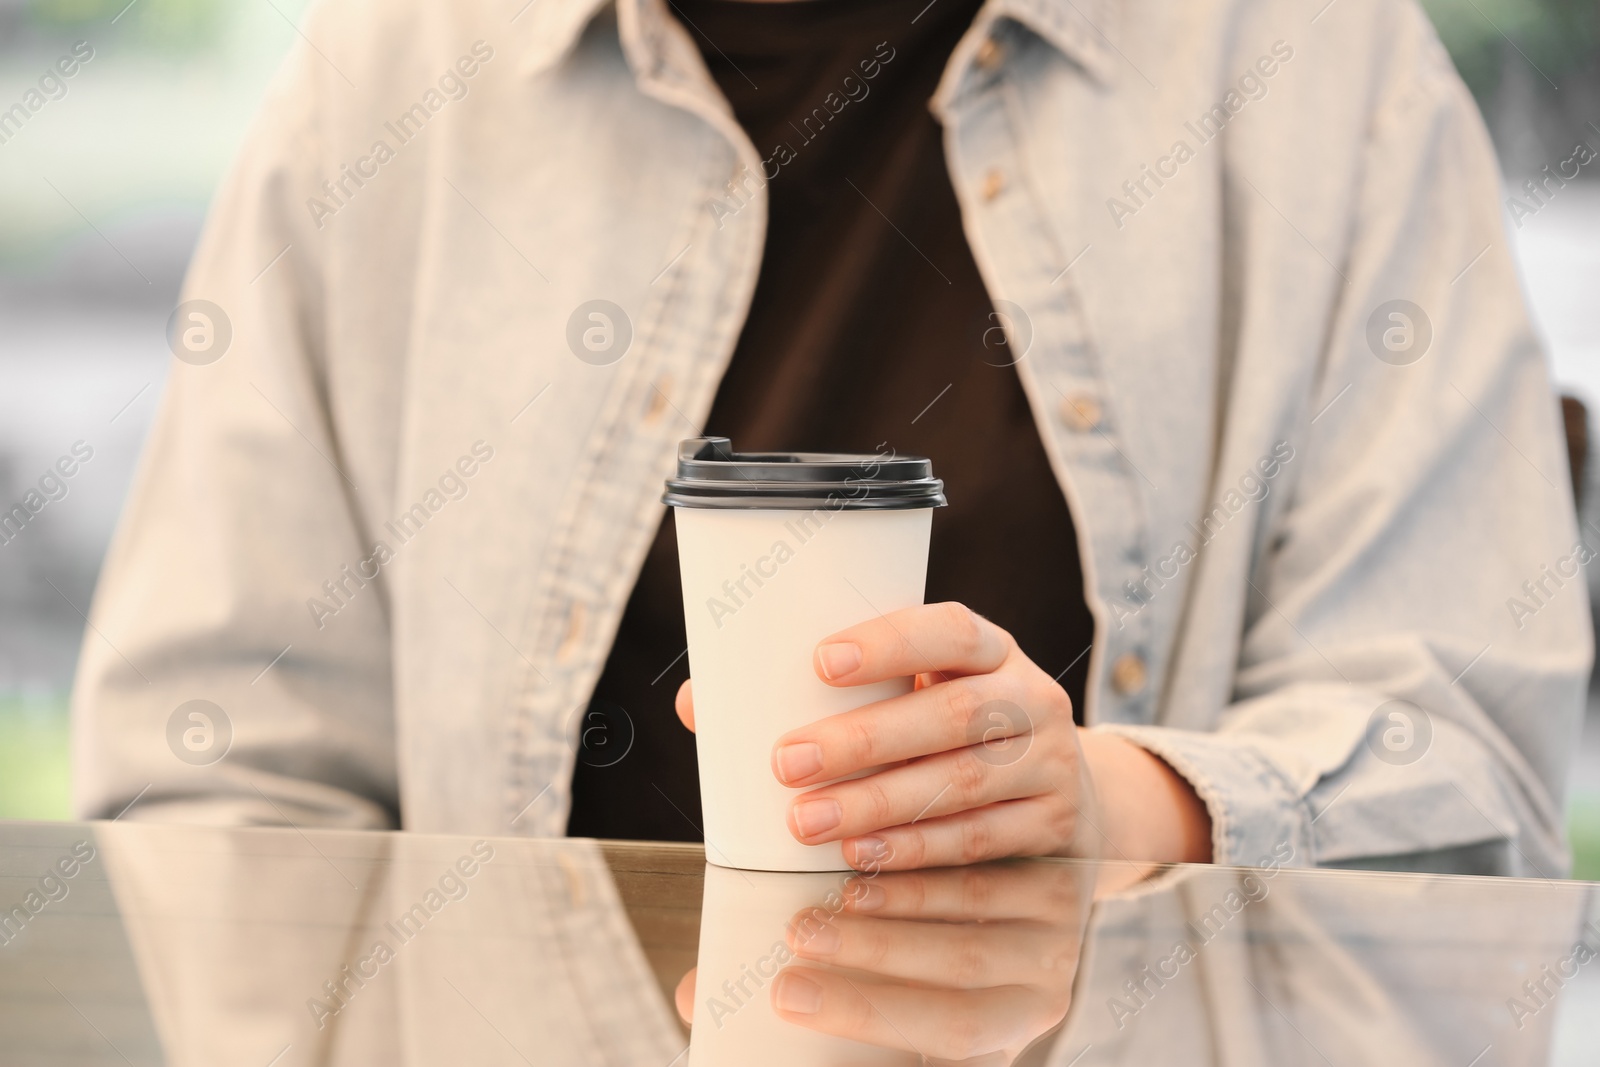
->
(1419, 0), (1600, 102)
(0, 694), (72, 822)
(1571, 792), (1600, 883)
(25, 0), (227, 49)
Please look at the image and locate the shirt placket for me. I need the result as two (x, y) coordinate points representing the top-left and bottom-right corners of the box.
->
(934, 18), (1157, 728)
(504, 0), (769, 837)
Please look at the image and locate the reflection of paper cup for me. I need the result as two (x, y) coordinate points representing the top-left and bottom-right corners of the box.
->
(664, 438), (945, 872)
(689, 864), (915, 1066)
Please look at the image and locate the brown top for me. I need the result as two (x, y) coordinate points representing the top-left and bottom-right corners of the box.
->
(566, 0), (1095, 841)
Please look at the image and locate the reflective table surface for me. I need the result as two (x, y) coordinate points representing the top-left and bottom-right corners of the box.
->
(1, 822), (1596, 1066)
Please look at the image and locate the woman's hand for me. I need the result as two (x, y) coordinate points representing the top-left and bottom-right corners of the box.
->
(675, 601), (1212, 870)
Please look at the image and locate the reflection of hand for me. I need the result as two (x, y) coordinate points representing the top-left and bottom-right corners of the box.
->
(674, 861), (1093, 1065)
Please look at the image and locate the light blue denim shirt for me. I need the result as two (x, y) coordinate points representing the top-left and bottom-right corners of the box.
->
(73, 0), (1593, 875)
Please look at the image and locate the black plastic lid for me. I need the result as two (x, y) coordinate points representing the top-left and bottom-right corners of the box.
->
(662, 437), (946, 510)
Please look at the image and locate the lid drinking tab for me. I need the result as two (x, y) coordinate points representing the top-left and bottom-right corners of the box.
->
(662, 436), (946, 510)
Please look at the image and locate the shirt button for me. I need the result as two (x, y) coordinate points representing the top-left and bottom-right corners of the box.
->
(980, 168), (1006, 202)
(1111, 653), (1147, 695)
(975, 37), (1005, 71)
(557, 600), (586, 664)
(645, 375), (671, 423)
(1058, 393), (1102, 431)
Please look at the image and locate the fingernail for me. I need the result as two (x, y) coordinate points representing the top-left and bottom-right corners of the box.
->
(775, 742), (824, 784)
(793, 798), (842, 838)
(816, 642), (862, 680)
(795, 920), (841, 956)
(847, 881), (886, 912)
(773, 971), (823, 1014)
(851, 836), (888, 867)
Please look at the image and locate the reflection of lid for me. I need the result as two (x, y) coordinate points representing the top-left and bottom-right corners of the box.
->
(662, 437), (947, 511)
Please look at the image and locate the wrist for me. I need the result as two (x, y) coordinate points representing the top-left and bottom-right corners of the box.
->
(1075, 727), (1213, 864)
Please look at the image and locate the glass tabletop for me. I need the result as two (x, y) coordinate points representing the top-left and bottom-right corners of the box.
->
(0, 821), (1595, 1066)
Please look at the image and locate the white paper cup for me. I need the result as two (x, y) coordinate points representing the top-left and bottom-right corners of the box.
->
(665, 438), (945, 872)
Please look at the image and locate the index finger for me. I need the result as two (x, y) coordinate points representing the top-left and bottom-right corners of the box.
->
(814, 602), (1011, 686)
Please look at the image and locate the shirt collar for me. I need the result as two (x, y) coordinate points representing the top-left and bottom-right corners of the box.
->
(987, 0), (1121, 84)
(515, 0), (1123, 88)
(513, 0), (677, 79)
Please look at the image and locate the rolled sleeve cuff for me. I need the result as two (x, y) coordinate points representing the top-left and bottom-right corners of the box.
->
(1092, 724), (1313, 868)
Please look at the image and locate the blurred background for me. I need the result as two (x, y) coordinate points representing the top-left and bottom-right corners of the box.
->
(0, 0), (1597, 873)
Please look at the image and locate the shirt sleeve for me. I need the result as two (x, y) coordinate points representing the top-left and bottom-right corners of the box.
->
(71, 16), (399, 830)
(1098, 3), (1593, 876)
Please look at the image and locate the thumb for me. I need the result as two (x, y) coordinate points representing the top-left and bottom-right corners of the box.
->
(675, 678), (695, 733)
(674, 967), (697, 1024)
